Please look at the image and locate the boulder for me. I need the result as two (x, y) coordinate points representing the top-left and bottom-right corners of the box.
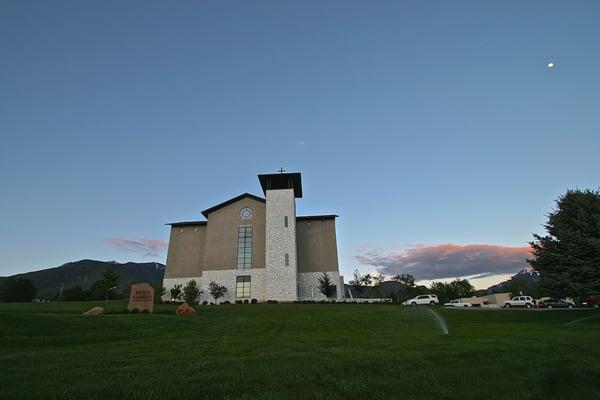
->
(83, 306), (104, 316)
(176, 303), (197, 315)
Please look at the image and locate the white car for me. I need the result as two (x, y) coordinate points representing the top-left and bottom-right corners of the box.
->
(444, 299), (472, 307)
(503, 296), (536, 308)
(403, 294), (439, 306)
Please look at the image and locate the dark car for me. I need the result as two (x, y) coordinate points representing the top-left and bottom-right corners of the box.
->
(581, 296), (600, 309)
(541, 298), (574, 309)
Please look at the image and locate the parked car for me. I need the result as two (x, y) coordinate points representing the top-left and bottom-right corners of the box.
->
(444, 299), (472, 307)
(503, 296), (536, 308)
(581, 295), (600, 309)
(403, 294), (439, 306)
(539, 298), (574, 309)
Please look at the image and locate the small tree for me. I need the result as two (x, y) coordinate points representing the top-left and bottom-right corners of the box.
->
(170, 284), (183, 301)
(350, 269), (363, 295)
(153, 285), (166, 303)
(91, 268), (120, 301)
(183, 280), (201, 305)
(317, 272), (337, 298)
(208, 281), (228, 304)
(392, 273), (416, 287)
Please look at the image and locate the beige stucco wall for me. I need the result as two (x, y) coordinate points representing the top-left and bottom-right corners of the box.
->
(164, 225), (206, 278)
(296, 218), (339, 273)
(203, 197), (266, 271)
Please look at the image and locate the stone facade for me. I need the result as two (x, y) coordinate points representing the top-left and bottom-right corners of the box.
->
(298, 271), (343, 300)
(199, 268), (266, 303)
(265, 189), (298, 301)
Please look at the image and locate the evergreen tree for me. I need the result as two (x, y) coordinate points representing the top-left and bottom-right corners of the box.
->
(317, 272), (337, 298)
(528, 189), (600, 299)
(91, 268), (120, 301)
(183, 280), (201, 305)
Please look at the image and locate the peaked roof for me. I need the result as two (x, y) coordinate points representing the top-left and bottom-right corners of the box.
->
(201, 193), (265, 218)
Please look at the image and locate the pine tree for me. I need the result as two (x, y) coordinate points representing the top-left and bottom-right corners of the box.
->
(182, 280), (201, 305)
(317, 272), (337, 298)
(528, 189), (600, 299)
(91, 268), (119, 301)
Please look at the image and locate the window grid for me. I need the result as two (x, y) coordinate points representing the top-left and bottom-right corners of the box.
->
(237, 226), (252, 269)
(236, 276), (251, 298)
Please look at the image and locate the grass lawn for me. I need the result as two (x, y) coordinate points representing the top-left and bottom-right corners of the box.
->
(1, 302), (599, 400)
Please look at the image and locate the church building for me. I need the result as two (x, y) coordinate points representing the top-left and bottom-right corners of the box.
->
(162, 172), (343, 303)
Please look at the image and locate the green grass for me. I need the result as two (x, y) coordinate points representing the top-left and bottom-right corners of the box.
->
(1, 302), (599, 400)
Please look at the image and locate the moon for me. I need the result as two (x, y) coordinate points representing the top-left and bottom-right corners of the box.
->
(547, 62), (555, 68)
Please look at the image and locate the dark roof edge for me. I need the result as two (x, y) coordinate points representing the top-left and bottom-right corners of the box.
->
(297, 214), (338, 220)
(166, 221), (207, 227)
(201, 193), (265, 218)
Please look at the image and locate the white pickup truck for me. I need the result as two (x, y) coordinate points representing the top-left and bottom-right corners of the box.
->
(503, 296), (536, 308)
(444, 299), (472, 307)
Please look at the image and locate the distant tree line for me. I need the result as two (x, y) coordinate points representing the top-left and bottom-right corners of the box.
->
(0, 278), (37, 302)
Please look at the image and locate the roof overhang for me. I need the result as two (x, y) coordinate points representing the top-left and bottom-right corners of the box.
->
(258, 172), (302, 198)
(296, 214), (338, 220)
(166, 221), (207, 227)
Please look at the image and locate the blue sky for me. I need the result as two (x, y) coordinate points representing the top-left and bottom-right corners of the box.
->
(1, 1), (599, 288)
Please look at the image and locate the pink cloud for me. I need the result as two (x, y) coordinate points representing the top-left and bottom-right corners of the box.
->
(104, 237), (168, 258)
(355, 243), (532, 280)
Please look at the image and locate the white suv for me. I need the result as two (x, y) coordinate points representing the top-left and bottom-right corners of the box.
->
(403, 294), (439, 306)
(503, 296), (536, 308)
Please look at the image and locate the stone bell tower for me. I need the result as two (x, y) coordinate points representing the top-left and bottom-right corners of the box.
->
(258, 171), (302, 301)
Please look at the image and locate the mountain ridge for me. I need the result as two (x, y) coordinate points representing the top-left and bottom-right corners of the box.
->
(2, 259), (165, 297)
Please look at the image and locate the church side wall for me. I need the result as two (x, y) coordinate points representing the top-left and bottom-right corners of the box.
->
(296, 219), (339, 273)
(164, 225), (206, 279)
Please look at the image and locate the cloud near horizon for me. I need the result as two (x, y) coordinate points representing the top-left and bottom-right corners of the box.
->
(104, 237), (168, 258)
(355, 243), (531, 280)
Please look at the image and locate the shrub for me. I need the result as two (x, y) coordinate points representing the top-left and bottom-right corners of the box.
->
(222, 300), (231, 305)
(142, 309), (150, 314)
(235, 300), (243, 304)
(208, 281), (228, 304)
(183, 280), (201, 305)
(251, 298), (258, 304)
(202, 301), (208, 305)
(243, 299), (249, 304)
(131, 308), (139, 314)
(266, 300), (278, 304)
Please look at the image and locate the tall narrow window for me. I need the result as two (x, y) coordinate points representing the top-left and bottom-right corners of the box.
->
(284, 216), (288, 227)
(237, 226), (252, 269)
(285, 253), (289, 266)
(236, 276), (251, 298)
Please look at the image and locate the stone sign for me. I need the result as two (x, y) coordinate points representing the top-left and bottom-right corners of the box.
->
(128, 282), (154, 313)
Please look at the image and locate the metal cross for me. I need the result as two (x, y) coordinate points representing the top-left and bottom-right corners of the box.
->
(278, 167), (286, 174)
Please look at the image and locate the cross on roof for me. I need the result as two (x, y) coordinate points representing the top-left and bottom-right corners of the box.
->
(278, 167), (286, 174)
